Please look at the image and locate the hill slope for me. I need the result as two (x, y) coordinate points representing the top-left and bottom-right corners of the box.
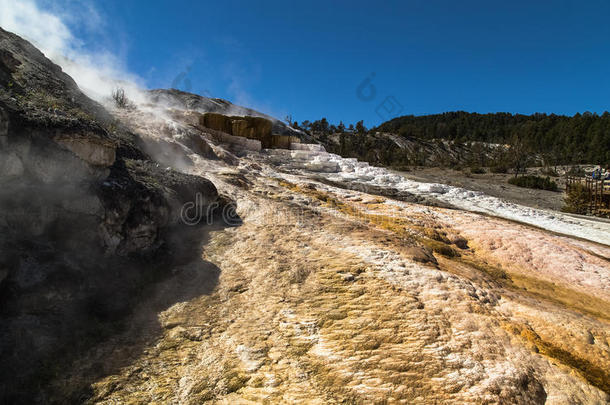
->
(147, 88), (308, 139)
(0, 27), (228, 402)
(1, 27), (609, 404)
(376, 111), (610, 166)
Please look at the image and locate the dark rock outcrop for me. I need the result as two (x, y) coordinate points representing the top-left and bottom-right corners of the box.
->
(0, 27), (231, 403)
(200, 112), (273, 148)
(0, 26), (224, 255)
(177, 110), (300, 150)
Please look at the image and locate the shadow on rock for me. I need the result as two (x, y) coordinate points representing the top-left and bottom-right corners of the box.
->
(0, 218), (238, 404)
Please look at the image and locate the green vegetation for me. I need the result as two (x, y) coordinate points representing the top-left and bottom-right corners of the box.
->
(376, 111), (610, 166)
(301, 111), (610, 169)
(489, 165), (508, 173)
(562, 183), (590, 214)
(508, 175), (558, 191)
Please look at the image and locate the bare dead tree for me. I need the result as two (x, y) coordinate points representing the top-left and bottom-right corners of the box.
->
(112, 87), (130, 109)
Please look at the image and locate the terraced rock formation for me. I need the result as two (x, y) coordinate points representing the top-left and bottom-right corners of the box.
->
(1, 27), (609, 404)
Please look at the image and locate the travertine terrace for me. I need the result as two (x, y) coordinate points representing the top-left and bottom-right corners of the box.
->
(70, 105), (610, 404)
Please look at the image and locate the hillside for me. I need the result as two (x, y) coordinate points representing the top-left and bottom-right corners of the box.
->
(1, 27), (610, 404)
(147, 88), (308, 139)
(375, 111), (610, 166)
(0, 26), (229, 402)
(306, 110), (610, 172)
(311, 130), (509, 169)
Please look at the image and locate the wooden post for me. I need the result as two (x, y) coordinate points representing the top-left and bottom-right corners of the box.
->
(563, 175), (610, 217)
(593, 179), (596, 215)
(588, 178), (593, 214)
(599, 179), (604, 213)
(594, 180), (599, 214)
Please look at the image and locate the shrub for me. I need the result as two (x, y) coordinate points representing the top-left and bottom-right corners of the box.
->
(562, 183), (590, 215)
(540, 167), (559, 177)
(490, 165), (508, 174)
(469, 166), (485, 174)
(566, 166), (586, 177)
(111, 87), (132, 109)
(508, 175), (558, 191)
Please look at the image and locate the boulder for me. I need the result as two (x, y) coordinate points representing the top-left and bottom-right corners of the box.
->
(98, 159), (223, 255)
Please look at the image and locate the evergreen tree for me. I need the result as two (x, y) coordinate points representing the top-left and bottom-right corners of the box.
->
(355, 120), (366, 134)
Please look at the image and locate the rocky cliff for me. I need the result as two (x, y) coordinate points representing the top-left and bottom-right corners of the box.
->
(147, 88), (308, 140)
(1, 26), (609, 405)
(199, 112), (273, 148)
(0, 27), (228, 403)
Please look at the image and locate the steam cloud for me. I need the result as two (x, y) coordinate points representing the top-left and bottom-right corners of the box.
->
(0, 0), (147, 105)
(0, 0), (291, 131)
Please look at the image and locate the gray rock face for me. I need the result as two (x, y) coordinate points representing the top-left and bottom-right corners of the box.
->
(98, 159), (221, 255)
(0, 151), (23, 177)
(54, 134), (116, 167)
(0, 26), (225, 253)
(312, 130), (510, 168)
(0, 27), (231, 403)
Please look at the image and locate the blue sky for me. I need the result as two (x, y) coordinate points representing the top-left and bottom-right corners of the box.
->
(12, 0), (610, 126)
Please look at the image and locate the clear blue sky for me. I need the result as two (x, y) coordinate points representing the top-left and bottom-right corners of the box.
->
(74, 0), (610, 127)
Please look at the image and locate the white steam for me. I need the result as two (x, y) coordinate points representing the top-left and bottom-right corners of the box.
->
(0, 0), (147, 105)
(0, 0), (293, 131)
